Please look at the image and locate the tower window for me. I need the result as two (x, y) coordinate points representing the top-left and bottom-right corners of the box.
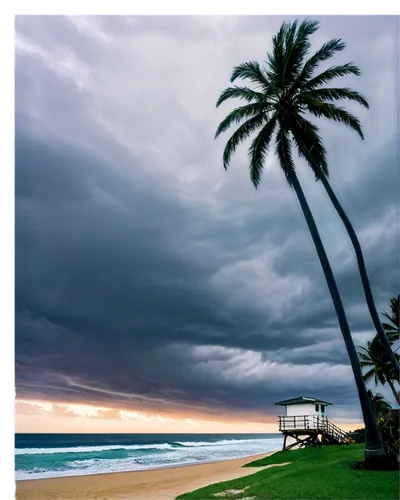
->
(315, 404), (320, 412)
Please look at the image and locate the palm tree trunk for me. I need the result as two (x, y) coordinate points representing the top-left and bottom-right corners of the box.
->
(386, 377), (400, 405)
(320, 176), (400, 380)
(289, 170), (386, 467)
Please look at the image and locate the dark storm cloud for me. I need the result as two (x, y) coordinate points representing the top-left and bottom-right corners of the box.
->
(15, 15), (399, 422)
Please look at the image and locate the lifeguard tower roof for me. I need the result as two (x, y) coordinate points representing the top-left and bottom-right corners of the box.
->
(275, 396), (332, 406)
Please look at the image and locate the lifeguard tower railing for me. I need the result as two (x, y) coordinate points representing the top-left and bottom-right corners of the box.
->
(278, 415), (349, 443)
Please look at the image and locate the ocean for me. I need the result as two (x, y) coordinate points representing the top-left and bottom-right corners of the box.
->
(15, 433), (283, 481)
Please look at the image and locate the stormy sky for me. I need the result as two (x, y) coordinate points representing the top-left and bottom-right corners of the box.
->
(15, 15), (399, 430)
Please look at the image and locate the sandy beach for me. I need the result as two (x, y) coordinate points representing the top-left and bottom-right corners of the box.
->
(15, 452), (275, 500)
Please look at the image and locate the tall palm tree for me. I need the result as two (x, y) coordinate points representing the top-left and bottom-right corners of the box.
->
(359, 336), (399, 403)
(367, 390), (392, 420)
(215, 18), (386, 466)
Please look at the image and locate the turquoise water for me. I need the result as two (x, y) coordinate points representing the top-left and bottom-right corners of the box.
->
(15, 433), (283, 480)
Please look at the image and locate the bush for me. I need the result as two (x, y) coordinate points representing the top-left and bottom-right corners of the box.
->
(378, 409), (399, 468)
(348, 428), (365, 443)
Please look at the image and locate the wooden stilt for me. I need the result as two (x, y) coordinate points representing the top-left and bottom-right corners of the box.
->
(282, 434), (287, 451)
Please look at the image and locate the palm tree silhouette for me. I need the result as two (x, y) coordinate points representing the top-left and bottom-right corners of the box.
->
(359, 336), (399, 404)
(367, 390), (392, 420)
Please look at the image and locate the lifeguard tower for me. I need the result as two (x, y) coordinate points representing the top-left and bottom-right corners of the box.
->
(275, 396), (350, 450)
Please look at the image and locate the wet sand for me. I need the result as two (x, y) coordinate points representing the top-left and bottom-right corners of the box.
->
(15, 452), (276, 500)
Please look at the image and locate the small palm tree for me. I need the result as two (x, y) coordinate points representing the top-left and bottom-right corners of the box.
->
(215, 18), (385, 466)
(382, 295), (400, 344)
(368, 390), (392, 420)
(359, 336), (399, 403)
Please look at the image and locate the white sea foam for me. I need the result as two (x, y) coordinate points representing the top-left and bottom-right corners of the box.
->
(15, 443), (174, 455)
(175, 438), (270, 447)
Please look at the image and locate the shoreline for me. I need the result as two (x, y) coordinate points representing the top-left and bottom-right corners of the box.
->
(16, 450), (277, 482)
(15, 451), (276, 500)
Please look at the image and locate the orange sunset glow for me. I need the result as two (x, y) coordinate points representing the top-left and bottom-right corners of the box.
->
(15, 399), (362, 434)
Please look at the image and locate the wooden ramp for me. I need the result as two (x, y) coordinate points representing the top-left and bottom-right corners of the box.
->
(278, 415), (350, 450)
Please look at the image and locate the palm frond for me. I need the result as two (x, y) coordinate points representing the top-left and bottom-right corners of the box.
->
(388, 296), (400, 321)
(230, 61), (270, 89)
(216, 86), (266, 108)
(381, 323), (400, 343)
(290, 116), (328, 179)
(389, 332), (399, 344)
(275, 127), (295, 184)
(359, 358), (373, 367)
(303, 100), (364, 139)
(291, 39), (346, 93)
(368, 390), (392, 417)
(294, 18), (320, 46)
(381, 296), (400, 338)
(358, 349), (373, 363)
(368, 390), (386, 402)
(222, 113), (266, 169)
(215, 103), (268, 138)
(362, 368), (375, 382)
(267, 23), (286, 87)
(283, 18), (320, 84)
(377, 372), (387, 385)
(299, 87), (369, 109)
(360, 341), (372, 352)
(303, 63), (361, 91)
(248, 115), (278, 187)
(382, 322), (397, 331)
(268, 18), (319, 90)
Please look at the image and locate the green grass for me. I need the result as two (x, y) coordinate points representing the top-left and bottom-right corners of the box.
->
(176, 445), (399, 500)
